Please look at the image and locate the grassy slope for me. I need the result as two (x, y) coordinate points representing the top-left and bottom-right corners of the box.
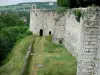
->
(28, 36), (77, 75)
(0, 35), (33, 75)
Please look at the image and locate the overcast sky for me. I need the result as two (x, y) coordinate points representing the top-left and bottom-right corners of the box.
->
(0, 0), (56, 6)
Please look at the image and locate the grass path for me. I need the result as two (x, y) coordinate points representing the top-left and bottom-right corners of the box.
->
(28, 36), (77, 75)
(28, 36), (46, 75)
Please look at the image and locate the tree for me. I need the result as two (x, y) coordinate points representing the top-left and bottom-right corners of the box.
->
(0, 13), (24, 29)
(0, 26), (32, 65)
(57, 0), (100, 8)
(57, 0), (78, 8)
(57, 0), (68, 7)
(0, 13), (32, 65)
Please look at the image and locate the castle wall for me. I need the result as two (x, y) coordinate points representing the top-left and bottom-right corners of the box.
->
(30, 9), (36, 33)
(63, 12), (82, 56)
(53, 13), (66, 43)
(77, 8), (100, 75)
(30, 7), (100, 75)
(95, 8), (100, 75)
(30, 9), (57, 36)
(55, 8), (100, 75)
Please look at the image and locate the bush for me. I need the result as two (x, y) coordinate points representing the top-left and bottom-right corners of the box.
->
(44, 36), (56, 53)
(0, 26), (32, 65)
(57, 0), (78, 8)
(73, 9), (82, 22)
(0, 13), (25, 30)
(55, 7), (66, 14)
(44, 36), (64, 53)
(57, 0), (100, 8)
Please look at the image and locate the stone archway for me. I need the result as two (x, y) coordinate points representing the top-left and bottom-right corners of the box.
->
(49, 31), (51, 35)
(59, 38), (63, 44)
(40, 29), (43, 36)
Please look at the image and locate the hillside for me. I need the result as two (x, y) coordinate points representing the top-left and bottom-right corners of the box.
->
(0, 2), (58, 12)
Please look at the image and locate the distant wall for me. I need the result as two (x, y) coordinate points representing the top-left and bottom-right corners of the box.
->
(30, 9), (57, 36)
(53, 13), (66, 44)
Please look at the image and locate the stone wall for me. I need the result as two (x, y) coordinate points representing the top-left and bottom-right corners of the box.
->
(53, 13), (66, 44)
(30, 9), (57, 36)
(95, 8), (100, 75)
(77, 8), (100, 75)
(63, 11), (82, 56)
(30, 7), (100, 75)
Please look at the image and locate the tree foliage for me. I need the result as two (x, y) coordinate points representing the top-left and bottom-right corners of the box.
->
(0, 13), (32, 65)
(18, 11), (30, 25)
(57, 0), (100, 8)
(0, 13), (24, 30)
(0, 26), (32, 65)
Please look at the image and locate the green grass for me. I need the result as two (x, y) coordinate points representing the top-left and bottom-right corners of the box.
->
(0, 35), (33, 75)
(28, 36), (77, 75)
(38, 36), (77, 75)
(0, 35), (76, 75)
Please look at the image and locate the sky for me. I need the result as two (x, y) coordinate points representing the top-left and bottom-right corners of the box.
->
(0, 0), (56, 6)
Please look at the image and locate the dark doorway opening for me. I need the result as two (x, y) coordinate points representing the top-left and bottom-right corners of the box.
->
(59, 38), (63, 44)
(40, 29), (43, 36)
(49, 31), (51, 35)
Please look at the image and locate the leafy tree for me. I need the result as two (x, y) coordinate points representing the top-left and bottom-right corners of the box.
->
(0, 13), (32, 65)
(18, 11), (30, 25)
(0, 26), (32, 65)
(0, 13), (24, 30)
(57, 0), (100, 8)
(57, 0), (69, 7)
(82, 0), (99, 7)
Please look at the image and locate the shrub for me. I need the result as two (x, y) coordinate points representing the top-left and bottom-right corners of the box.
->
(0, 26), (32, 65)
(44, 36), (57, 53)
(57, 0), (100, 8)
(55, 7), (66, 14)
(0, 13), (25, 29)
(73, 9), (82, 22)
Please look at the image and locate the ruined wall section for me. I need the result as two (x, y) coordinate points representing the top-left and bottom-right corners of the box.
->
(95, 8), (100, 75)
(53, 13), (66, 44)
(77, 8), (100, 75)
(63, 11), (83, 56)
(30, 9), (57, 36)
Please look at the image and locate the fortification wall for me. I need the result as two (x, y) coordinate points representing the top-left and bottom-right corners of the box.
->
(55, 8), (100, 75)
(30, 7), (100, 75)
(30, 9), (57, 36)
(77, 7), (100, 75)
(53, 13), (66, 43)
(63, 11), (82, 56)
